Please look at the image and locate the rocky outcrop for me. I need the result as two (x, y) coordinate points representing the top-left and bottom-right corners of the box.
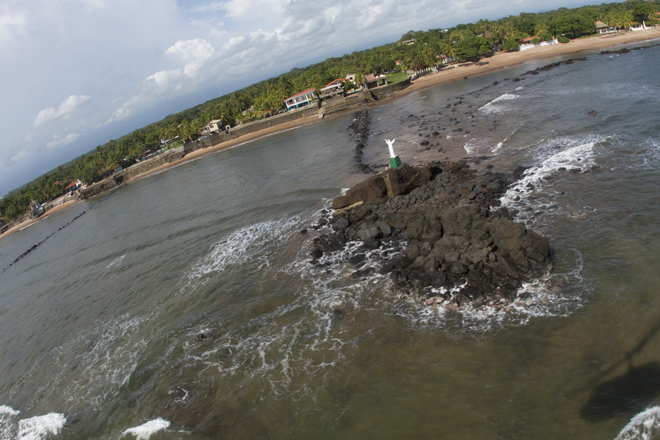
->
(332, 163), (436, 209)
(312, 161), (552, 310)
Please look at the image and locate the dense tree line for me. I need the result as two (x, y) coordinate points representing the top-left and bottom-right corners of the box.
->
(2, 0), (658, 221)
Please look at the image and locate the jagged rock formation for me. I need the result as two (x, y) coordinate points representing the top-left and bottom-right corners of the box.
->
(311, 162), (552, 309)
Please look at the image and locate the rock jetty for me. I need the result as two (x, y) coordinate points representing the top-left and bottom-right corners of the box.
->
(310, 162), (551, 310)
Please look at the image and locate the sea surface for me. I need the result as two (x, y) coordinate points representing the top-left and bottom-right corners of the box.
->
(1, 41), (660, 439)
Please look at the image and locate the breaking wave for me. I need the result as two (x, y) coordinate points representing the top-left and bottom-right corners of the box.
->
(499, 135), (605, 223)
(615, 406), (660, 440)
(478, 93), (520, 114)
(17, 413), (66, 440)
(122, 418), (170, 440)
(180, 217), (301, 293)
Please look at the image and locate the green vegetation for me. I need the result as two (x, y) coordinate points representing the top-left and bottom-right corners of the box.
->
(386, 72), (410, 84)
(501, 39), (520, 51)
(2, 0), (658, 222)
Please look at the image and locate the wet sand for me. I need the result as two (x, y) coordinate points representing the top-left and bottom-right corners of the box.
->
(3, 29), (659, 239)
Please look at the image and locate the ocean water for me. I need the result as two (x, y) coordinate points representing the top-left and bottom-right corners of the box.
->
(1, 41), (660, 439)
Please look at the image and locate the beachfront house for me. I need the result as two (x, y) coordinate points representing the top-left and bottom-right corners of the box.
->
(64, 179), (82, 194)
(284, 88), (317, 111)
(519, 36), (559, 51)
(319, 79), (346, 101)
(201, 119), (223, 136)
(364, 73), (388, 89)
(595, 21), (617, 34)
(630, 22), (646, 31)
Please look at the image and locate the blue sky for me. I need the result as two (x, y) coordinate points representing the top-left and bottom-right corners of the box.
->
(0, 0), (597, 195)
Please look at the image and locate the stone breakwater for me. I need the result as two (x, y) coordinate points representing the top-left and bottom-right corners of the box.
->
(309, 162), (551, 310)
(348, 110), (374, 174)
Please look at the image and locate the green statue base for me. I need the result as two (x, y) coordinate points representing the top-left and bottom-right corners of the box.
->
(389, 155), (402, 168)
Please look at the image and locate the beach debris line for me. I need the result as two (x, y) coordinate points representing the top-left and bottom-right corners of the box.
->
(312, 162), (552, 310)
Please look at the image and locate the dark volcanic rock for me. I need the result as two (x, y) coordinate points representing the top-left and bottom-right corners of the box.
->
(332, 163), (437, 209)
(320, 162), (552, 310)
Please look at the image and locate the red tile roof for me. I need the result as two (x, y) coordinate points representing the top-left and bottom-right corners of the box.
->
(322, 79), (345, 89)
(286, 88), (316, 101)
(64, 181), (78, 190)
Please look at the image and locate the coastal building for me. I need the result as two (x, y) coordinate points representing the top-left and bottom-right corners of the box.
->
(319, 79), (346, 101)
(201, 119), (223, 135)
(519, 37), (559, 51)
(345, 73), (357, 82)
(30, 200), (44, 219)
(402, 38), (416, 45)
(595, 21), (617, 34)
(64, 179), (82, 194)
(364, 73), (388, 89)
(284, 88), (317, 111)
(629, 22), (652, 31)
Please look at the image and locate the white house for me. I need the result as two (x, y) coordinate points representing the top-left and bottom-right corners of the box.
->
(284, 88), (317, 111)
(319, 79), (346, 100)
(201, 119), (223, 135)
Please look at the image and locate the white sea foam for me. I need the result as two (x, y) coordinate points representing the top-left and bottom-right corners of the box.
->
(14, 313), (155, 417)
(492, 128), (518, 153)
(180, 236), (400, 401)
(499, 135), (603, 222)
(478, 93), (520, 114)
(181, 217), (300, 291)
(463, 139), (478, 155)
(17, 413), (66, 440)
(615, 406), (660, 440)
(106, 254), (126, 268)
(122, 418), (170, 440)
(0, 405), (20, 440)
(0, 406), (19, 416)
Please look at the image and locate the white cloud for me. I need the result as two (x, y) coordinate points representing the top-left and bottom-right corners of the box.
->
(10, 149), (32, 162)
(0, 12), (26, 41)
(33, 95), (91, 127)
(222, 35), (245, 50)
(165, 38), (214, 60)
(46, 133), (80, 149)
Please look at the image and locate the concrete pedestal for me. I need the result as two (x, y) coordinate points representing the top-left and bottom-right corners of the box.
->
(389, 155), (402, 168)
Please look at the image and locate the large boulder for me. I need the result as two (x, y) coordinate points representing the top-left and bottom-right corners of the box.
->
(332, 174), (388, 209)
(332, 164), (436, 210)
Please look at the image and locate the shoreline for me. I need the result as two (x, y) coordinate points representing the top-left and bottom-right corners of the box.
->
(2, 28), (659, 239)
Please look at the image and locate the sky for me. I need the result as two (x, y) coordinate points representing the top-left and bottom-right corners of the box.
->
(0, 0), (599, 195)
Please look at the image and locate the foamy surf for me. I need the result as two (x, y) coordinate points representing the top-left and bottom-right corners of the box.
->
(0, 406), (19, 416)
(478, 93), (520, 114)
(181, 217), (301, 292)
(107, 254), (126, 268)
(615, 406), (660, 440)
(122, 418), (170, 440)
(392, 261), (585, 334)
(499, 135), (604, 222)
(17, 413), (66, 440)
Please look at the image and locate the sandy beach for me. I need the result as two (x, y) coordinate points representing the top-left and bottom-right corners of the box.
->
(2, 28), (659, 239)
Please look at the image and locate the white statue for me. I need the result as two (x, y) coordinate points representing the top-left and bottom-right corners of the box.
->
(385, 139), (396, 158)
